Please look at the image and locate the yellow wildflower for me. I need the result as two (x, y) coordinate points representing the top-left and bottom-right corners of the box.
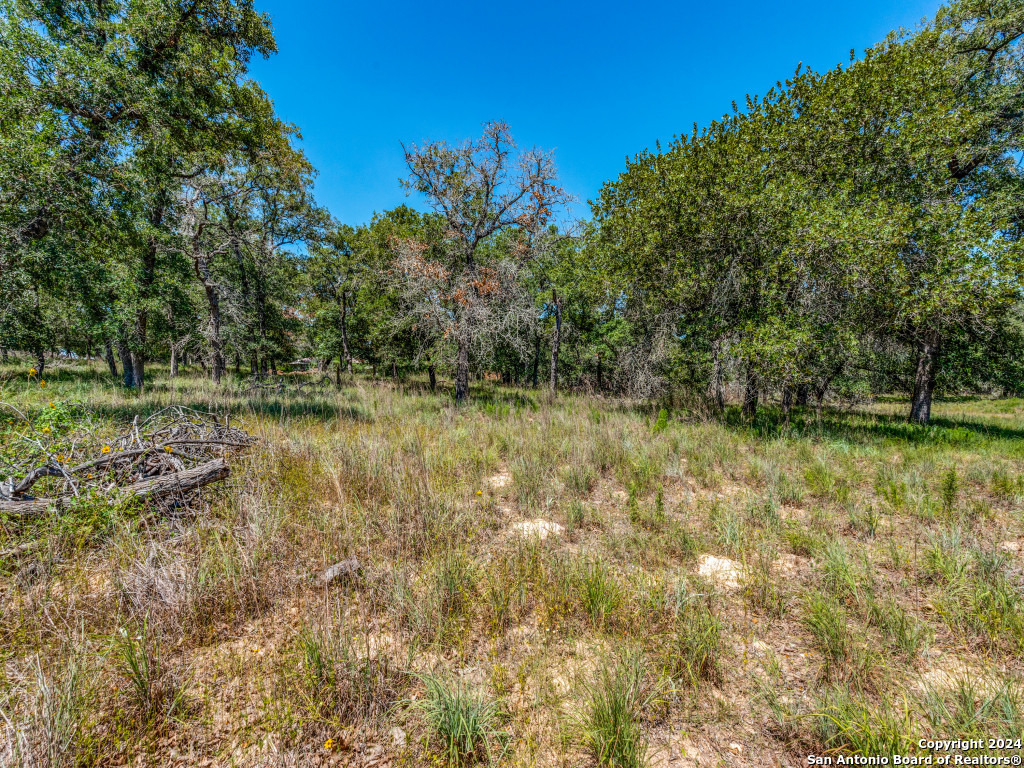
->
(87, 473), (94, 479)
(40, 380), (46, 388)
(29, 367), (36, 375)
(324, 738), (334, 750)
(49, 402), (55, 409)
(101, 446), (111, 454)
(42, 426), (50, 433)
(165, 446), (173, 453)
(476, 490), (483, 496)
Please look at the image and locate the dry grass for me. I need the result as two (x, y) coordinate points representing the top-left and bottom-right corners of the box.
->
(1, 364), (1024, 766)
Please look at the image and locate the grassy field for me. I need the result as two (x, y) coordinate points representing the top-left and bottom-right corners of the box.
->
(1, 363), (1023, 767)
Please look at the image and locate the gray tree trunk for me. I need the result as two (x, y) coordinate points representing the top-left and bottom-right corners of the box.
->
(104, 339), (118, 378)
(910, 330), (941, 425)
(455, 339), (470, 401)
(742, 367), (759, 421)
(531, 333), (540, 388)
(339, 292), (353, 375)
(549, 289), (562, 393)
(117, 340), (134, 388)
(709, 338), (725, 412)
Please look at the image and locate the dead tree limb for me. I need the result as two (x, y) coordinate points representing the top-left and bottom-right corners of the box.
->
(0, 459), (229, 519)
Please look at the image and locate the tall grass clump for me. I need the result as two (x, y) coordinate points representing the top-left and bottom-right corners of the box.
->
(412, 675), (505, 766)
(114, 616), (185, 723)
(653, 579), (722, 689)
(298, 621), (402, 721)
(573, 652), (663, 768)
(577, 558), (622, 630)
(812, 685), (918, 756)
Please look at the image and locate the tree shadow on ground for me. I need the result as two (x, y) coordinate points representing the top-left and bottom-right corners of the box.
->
(724, 404), (1024, 445)
(85, 395), (372, 426)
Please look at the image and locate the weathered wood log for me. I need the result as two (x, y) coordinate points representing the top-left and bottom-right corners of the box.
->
(0, 459), (229, 519)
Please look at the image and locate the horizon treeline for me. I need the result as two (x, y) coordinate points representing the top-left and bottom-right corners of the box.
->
(1, 0), (1022, 424)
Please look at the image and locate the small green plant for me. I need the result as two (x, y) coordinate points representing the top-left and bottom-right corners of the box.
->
(920, 672), (1024, 741)
(565, 499), (587, 531)
(745, 494), (781, 531)
(803, 592), (874, 684)
(435, 550), (476, 619)
(990, 468), (1023, 502)
(820, 540), (864, 601)
(848, 504), (880, 537)
(744, 547), (786, 618)
(876, 467), (909, 511)
(659, 589), (722, 688)
(299, 621), (402, 721)
(114, 616), (183, 722)
(12, 653), (91, 768)
(511, 454), (545, 510)
(574, 651), (663, 768)
(940, 468), (959, 515)
(653, 408), (668, 434)
(709, 502), (745, 555)
(563, 462), (597, 497)
(412, 675), (504, 766)
(812, 685), (918, 756)
(866, 596), (929, 659)
(921, 529), (971, 585)
(578, 558), (622, 629)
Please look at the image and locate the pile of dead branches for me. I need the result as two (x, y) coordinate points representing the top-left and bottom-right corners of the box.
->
(0, 406), (255, 519)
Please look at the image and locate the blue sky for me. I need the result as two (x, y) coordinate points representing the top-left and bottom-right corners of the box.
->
(248, 0), (942, 226)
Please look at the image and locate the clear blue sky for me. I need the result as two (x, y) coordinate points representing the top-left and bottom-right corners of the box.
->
(248, 0), (942, 226)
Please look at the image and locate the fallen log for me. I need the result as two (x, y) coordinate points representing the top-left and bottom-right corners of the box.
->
(0, 458), (229, 519)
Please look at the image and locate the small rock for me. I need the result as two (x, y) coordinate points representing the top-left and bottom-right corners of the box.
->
(998, 540), (1021, 555)
(318, 556), (361, 587)
(390, 726), (407, 749)
(512, 519), (565, 540)
(729, 742), (743, 755)
(698, 554), (743, 589)
(487, 471), (511, 489)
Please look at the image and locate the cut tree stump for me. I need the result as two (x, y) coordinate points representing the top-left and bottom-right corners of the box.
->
(0, 458), (229, 519)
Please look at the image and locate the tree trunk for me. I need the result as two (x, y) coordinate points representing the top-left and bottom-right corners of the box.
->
(709, 338), (725, 412)
(531, 333), (540, 388)
(549, 288), (562, 394)
(796, 383), (809, 407)
(130, 200), (164, 392)
(909, 330), (941, 425)
(428, 358), (437, 391)
(117, 339), (134, 388)
(196, 270), (225, 384)
(782, 384), (794, 414)
(595, 353), (603, 391)
(35, 349), (45, 378)
(170, 345), (179, 378)
(742, 367), (759, 421)
(455, 339), (470, 402)
(339, 292), (353, 375)
(336, 360), (341, 388)
(131, 351), (145, 391)
(104, 339), (118, 378)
